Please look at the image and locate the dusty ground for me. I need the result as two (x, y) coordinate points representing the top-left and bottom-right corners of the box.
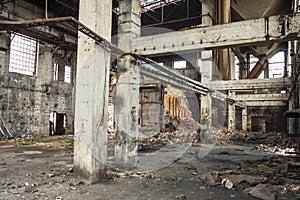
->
(0, 135), (300, 200)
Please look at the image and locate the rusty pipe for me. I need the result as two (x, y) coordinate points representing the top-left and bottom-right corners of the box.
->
(216, 0), (231, 80)
(45, 0), (48, 18)
(217, 0), (231, 24)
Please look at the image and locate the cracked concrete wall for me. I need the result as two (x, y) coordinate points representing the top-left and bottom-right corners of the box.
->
(0, 41), (76, 137)
(0, 0), (76, 137)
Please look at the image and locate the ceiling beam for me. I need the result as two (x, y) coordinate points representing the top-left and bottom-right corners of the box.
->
(132, 13), (300, 56)
(208, 77), (291, 90)
(231, 93), (289, 101)
(245, 101), (287, 107)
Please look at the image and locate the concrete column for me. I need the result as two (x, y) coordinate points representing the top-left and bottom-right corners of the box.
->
(228, 103), (236, 131)
(288, 98), (295, 134)
(115, 0), (141, 171)
(199, 4), (213, 131)
(199, 51), (212, 130)
(74, 0), (112, 183)
(34, 48), (52, 135)
(200, 93), (212, 132)
(242, 108), (247, 131)
(115, 55), (140, 171)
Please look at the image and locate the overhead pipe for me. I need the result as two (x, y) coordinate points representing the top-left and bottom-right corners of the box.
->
(45, 0), (48, 18)
(216, 0), (231, 80)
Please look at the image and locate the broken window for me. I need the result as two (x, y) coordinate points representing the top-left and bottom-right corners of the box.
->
(268, 51), (285, 78)
(64, 65), (72, 83)
(174, 60), (186, 69)
(53, 63), (59, 81)
(9, 33), (38, 76)
(53, 63), (72, 83)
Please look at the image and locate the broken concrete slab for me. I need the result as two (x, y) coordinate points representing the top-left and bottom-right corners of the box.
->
(199, 171), (218, 186)
(248, 184), (275, 200)
(258, 164), (275, 174)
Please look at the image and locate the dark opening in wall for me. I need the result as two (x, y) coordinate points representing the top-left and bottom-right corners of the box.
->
(251, 116), (266, 132)
(49, 112), (68, 135)
(236, 107), (243, 130)
(53, 63), (72, 83)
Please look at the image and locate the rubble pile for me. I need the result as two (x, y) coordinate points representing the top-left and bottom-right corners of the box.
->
(138, 119), (200, 152)
(107, 114), (202, 152)
(214, 128), (246, 144)
(214, 128), (298, 151)
(199, 155), (300, 199)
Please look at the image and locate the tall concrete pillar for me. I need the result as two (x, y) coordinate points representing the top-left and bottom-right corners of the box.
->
(74, 0), (112, 183)
(199, 4), (213, 131)
(34, 48), (52, 135)
(200, 93), (212, 132)
(115, 55), (140, 171)
(115, 0), (141, 171)
(288, 98), (295, 134)
(228, 103), (236, 131)
(242, 108), (247, 131)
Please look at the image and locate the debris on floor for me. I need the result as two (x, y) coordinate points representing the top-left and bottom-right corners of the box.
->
(248, 183), (275, 200)
(0, 130), (300, 199)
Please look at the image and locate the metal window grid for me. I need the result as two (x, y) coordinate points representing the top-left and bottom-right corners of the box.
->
(9, 33), (37, 76)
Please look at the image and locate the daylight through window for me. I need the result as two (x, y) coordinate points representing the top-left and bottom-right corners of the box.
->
(9, 33), (37, 76)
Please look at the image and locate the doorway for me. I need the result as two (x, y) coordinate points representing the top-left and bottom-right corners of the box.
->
(49, 112), (67, 135)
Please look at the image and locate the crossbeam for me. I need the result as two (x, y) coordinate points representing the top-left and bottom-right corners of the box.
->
(133, 13), (300, 56)
(133, 54), (208, 94)
(208, 77), (291, 90)
(230, 93), (289, 101)
(245, 101), (287, 107)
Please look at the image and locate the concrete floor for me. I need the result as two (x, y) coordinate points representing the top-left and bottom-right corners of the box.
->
(0, 135), (299, 200)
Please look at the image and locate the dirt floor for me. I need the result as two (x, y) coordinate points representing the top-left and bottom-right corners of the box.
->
(0, 134), (300, 200)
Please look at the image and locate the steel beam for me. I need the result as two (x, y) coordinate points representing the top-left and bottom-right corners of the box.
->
(208, 77), (291, 90)
(245, 101), (287, 107)
(132, 13), (300, 56)
(230, 93), (289, 101)
(139, 61), (208, 94)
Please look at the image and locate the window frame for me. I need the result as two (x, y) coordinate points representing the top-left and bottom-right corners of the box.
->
(8, 32), (38, 76)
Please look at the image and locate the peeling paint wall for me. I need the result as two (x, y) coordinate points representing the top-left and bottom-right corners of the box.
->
(0, 42), (76, 137)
